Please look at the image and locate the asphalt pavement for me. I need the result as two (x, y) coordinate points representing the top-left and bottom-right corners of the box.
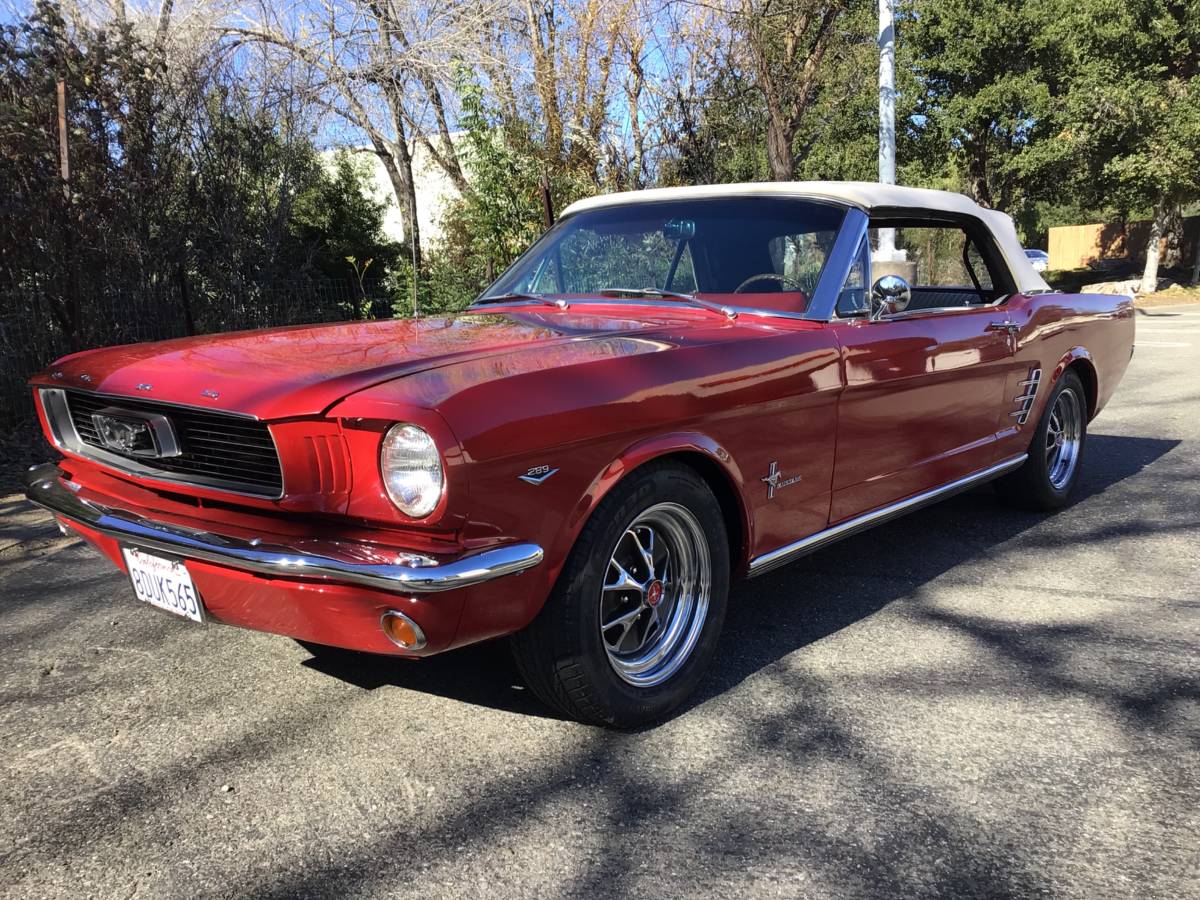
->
(1, 305), (1198, 899)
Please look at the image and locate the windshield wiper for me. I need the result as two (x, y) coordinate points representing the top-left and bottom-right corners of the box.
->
(474, 292), (569, 310)
(597, 288), (737, 320)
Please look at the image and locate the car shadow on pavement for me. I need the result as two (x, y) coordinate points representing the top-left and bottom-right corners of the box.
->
(300, 433), (1183, 723)
(299, 639), (555, 718)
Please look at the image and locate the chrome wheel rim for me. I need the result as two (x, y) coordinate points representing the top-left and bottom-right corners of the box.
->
(1045, 387), (1082, 490)
(599, 502), (711, 687)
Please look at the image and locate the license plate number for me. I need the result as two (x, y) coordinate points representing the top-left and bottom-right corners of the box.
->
(122, 547), (204, 622)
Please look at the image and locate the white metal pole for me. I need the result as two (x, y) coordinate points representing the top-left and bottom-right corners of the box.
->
(878, 0), (897, 258)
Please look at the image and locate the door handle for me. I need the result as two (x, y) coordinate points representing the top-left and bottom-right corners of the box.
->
(987, 321), (1020, 334)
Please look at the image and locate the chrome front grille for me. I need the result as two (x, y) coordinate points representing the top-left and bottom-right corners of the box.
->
(47, 389), (284, 498)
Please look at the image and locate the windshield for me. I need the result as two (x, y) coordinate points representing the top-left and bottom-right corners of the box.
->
(483, 197), (846, 315)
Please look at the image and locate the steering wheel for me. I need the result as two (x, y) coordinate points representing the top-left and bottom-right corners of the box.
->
(733, 272), (807, 294)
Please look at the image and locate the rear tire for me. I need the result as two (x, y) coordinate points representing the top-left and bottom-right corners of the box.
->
(511, 462), (730, 728)
(995, 369), (1087, 510)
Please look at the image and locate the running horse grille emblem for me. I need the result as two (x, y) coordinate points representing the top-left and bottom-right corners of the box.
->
(1010, 367), (1042, 425)
(89, 407), (181, 459)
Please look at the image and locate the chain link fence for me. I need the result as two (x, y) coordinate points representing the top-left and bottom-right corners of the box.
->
(0, 281), (390, 432)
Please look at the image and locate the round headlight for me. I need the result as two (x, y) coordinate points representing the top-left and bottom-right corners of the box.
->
(380, 424), (445, 518)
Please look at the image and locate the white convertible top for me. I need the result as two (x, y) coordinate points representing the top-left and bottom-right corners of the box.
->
(561, 181), (1051, 295)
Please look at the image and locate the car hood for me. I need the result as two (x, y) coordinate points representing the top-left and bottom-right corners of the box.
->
(34, 310), (691, 420)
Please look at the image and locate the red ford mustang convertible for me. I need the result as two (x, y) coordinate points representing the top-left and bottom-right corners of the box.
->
(25, 183), (1134, 726)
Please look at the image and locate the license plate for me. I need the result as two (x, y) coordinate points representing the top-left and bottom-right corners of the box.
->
(122, 547), (204, 622)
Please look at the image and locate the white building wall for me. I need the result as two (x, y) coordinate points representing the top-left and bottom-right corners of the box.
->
(324, 134), (464, 250)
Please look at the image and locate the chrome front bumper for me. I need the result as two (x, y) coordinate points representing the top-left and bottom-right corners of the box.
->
(23, 463), (543, 594)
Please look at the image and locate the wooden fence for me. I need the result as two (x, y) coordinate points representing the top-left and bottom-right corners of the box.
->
(1049, 217), (1199, 271)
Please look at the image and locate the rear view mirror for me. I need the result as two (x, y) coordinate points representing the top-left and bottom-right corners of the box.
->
(662, 219), (696, 240)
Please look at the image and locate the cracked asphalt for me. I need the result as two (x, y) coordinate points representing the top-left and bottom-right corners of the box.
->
(1, 305), (1198, 899)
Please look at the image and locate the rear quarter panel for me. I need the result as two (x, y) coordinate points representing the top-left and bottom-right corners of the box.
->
(996, 292), (1135, 460)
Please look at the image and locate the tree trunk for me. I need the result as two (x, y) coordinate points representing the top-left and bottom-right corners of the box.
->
(54, 78), (80, 345)
(523, 1), (564, 160)
(766, 117), (795, 181)
(626, 82), (645, 189)
(391, 140), (421, 266)
(965, 136), (993, 208)
(1140, 201), (1168, 294)
(539, 175), (555, 228)
(177, 263), (195, 335)
(369, 131), (421, 278)
(1161, 205), (1183, 268)
(1191, 229), (1200, 285)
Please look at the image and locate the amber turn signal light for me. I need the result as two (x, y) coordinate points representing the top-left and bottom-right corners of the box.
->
(381, 610), (427, 650)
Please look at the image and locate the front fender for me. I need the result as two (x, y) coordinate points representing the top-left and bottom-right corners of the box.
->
(552, 431), (753, 576)
(449, 428), (755, 650)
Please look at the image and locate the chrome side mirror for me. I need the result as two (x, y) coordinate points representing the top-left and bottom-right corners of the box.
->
(869, 275), (912, 320)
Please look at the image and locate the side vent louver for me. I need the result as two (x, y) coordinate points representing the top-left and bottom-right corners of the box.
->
(303, 434), (350, 495)
(1010, 368), (1042, 425)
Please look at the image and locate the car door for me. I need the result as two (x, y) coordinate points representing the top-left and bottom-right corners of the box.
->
(826, 219), (1017, 523)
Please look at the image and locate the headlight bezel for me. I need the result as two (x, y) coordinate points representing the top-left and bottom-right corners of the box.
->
(379, 422), (446, 519)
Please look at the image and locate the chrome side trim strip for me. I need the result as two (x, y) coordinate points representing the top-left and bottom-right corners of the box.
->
(24, 464), (543, 594)
(747, 453), (1029, 578)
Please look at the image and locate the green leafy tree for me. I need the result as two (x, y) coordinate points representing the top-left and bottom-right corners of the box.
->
(903, 0), (1060, 215)
(426, 77), (594, 314)
(660, 1), (900, 187)
(1044, 0), (1199, 290)
(290, 152), (401, 291)
(0, 0), (415, 430)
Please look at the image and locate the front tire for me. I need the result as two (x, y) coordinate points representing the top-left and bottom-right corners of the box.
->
(996, 369), (1088, 510)
(511, 462), (730, 728)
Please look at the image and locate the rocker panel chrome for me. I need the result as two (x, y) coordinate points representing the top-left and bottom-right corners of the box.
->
(747, 453), (1029, 577)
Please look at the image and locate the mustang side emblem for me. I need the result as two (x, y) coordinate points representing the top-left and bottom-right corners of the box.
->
(200, 388), (220, 399)
(519, 465), (559, 485)
(762, 461), (802, 500)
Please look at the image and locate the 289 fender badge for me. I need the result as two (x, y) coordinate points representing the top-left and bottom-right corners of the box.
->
(200, 388), (220, 399)
(519, 465), (558, 485)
